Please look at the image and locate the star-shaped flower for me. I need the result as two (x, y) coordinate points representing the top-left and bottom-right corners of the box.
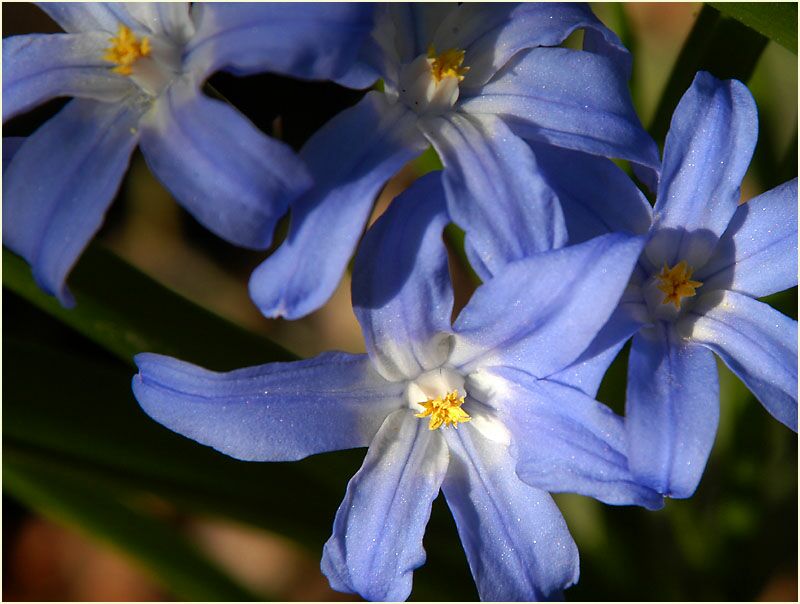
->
(3, 2), (373, 305)
(529, 71), (798, 499)
(248, 2), (660, 320)
(133, 172), (662, 601)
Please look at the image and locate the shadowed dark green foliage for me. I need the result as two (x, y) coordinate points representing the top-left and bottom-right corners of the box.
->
(709, 3), (797, 54)
(3, 246), (295, 370)
(649, 4), (769, 143)
(5, 455), (263, 602)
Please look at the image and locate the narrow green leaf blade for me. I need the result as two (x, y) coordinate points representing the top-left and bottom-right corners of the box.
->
(709, 2), (797, 53)
(650, 4), (769, 143)
(3, 245), (295, 369)
(4, 459), (263, 601)
(3, 333), (350, 547)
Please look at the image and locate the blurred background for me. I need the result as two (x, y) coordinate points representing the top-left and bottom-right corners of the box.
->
(3, 3), (797, 601)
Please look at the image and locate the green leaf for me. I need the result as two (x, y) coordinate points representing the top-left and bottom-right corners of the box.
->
(3, 332), (350, 547)
(412, 145), (444, 176)
(3, 245), (295, 369)
(444, 223), (482, 290)
(709, 2), (797, 53)
(4, 458), (263, 601)
(649, 4), (769, 143)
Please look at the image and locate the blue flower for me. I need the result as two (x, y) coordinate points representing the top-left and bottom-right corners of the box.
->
(2, 137), (25, 172)
(133, 173), (662, 601)
(543, 71), (798, 499)
(3, 2), (374, 305)
(248, 2), (660, 320)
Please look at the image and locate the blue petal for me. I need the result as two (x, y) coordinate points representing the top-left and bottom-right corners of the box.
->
(389, 3), (453, 62)
(431, 3), (631, 88)
(2, 137), (26, 171)
(185, 3), (375, 81)
(333, 4), (412, 91)
(333, 59), (382, 90)
(138, 78), (311, 249)
(441, 424), (580, 601)
(249, 91), (426, 320)
(528, 141), (653, 245)
(547, 299), (649, 397)
(683, 290), (798, 431)
(451, 233), (645, 378)
(38, 3), (138, 33)
(133, 351), (404, 461)
(122, 3), (195, 40)
(697, 178), (798, 298)
(421, 112), (567, 281)
(3, 33), (134, 122)
(652, 72), (758, 268)
(321, 410), (448, 601)
(28, 5), (194, 91)
(459, 47), (659, 175)
(626, 324), (720, 498)
(352, 172), (454, 382)
(3, 98), (140, 305)
(365, 4), (468, 90)
(486, 368), (664, 510)
(40, 2), (191, 39)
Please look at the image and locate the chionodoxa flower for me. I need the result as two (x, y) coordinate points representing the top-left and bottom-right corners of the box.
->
(528, 72), (798, 499)
(248, 2), (661, 320)
(3, 2), (373, 304)
(133, 173), (663, 601)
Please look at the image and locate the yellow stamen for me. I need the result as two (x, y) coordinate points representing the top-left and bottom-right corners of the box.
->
(415, 389), (471, 431)
(656, 260), (703, 310)
(103, 25), (151, 76)
(427, 45), (470, 82)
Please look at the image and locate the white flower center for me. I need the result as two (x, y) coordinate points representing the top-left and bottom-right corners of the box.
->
(103, 24), (182, 97)
(397, 47), (468, 117)
(406, 367), (470, 430)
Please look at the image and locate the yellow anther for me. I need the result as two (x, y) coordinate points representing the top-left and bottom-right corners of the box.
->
(104, 25), (151, 75)
(427, 45), (470, 82)
(656, 260), (703, 310)
(415, 389), (471, 431)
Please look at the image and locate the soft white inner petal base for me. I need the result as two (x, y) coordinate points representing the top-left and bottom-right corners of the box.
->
(397, 54), (460, 117)
(406, 367), (465, 412)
